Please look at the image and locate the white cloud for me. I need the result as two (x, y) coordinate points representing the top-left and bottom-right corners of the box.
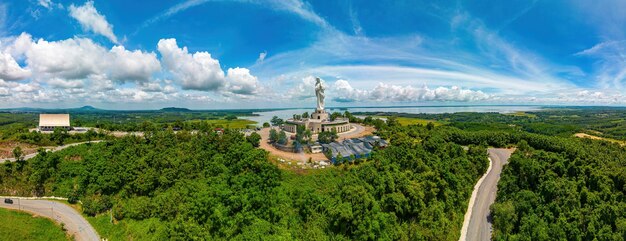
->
(338, 80), (489, 102)
(38, 0), (53, 9)
(69, 1), (118, 43)
(0, 50), (30, 80)
(38, 0), (61, 9)
(158, 38), (225, 91)
(287, 77), (490, 103)
(226, 67), (259, 95)
(575, 40), (626, 90)
(286, 75), (319, 100)
(24, 36), (106, 80)
(108, 46), (161, 82)
(7, 33), (160, 85)
(48, 78), (84, 89)
(257, 51), (267, 62)
(331, 79), (367, 102)
(157, 38), (259, 95)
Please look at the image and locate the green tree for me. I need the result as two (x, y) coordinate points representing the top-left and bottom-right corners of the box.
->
(225, 115), (237, 121)
(269, 129), (278, 143)
(51, 128), (68, 145)
(277, 130), (288, 145)
(270, 116), (284, 126)
(318, 130), (338, 144)
(263, 122), (270, 128)
(12, 146), (23, 161)
(246, 132), (262, 147)
(302, 112), (309, 119)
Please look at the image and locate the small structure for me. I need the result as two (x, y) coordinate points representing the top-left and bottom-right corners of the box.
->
(38, 114), (71, 131)
(309, 144), (323, 153)
(283, 77), (351, 134)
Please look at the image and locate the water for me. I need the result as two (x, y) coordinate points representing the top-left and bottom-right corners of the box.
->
(244, 105), (543, 125)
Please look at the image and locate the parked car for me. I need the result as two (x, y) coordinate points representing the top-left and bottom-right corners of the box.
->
(4, 198), (13, 204)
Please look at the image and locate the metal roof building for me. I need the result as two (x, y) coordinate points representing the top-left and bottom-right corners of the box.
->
(39, 114), (71, 131)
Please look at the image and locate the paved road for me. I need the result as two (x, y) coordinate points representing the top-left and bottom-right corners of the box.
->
(460, 148), (514, 241)
(0, 197), (99, 241)
(1, 140), (103, 163)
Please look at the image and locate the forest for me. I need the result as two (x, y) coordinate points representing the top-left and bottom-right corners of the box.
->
(1, 108), (626, 240)
(0, 121), (487, 240)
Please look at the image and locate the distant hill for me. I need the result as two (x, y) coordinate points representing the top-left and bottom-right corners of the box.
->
(160, 107), (192, 112)
(76, 105), (99, 111)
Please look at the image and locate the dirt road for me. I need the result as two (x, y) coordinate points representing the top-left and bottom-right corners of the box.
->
(1, 140), (103, 163)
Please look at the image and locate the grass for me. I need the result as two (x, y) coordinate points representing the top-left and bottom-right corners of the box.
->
(205, 119), (257, 129)
(574, 132), (626, 146)
(507, 111), (537, 118)
(50, 200), (165, 241)
(86, 215), (166, 241)
(0, 208), (68, 241)
(378, 116), (443, 126)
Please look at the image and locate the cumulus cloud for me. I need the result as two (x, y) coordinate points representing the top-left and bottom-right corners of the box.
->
(0, 51), (30, 80)
(108, 46), (161, 82)
(157, 38), (259, 95)
(21, 35), (105, 80)
(7, 33), (159, 85)
(226, 67), (259, 95)
(288, 77), (489, 103)
(369, 83), (490, 102)
(158, 38), (225, 91)
(69, 1), (118, 43)
(286, 75), (320, 100)
(331, 79), (367, 102)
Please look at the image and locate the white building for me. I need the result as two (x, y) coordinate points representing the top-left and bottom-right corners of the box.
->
(282, 77), (350, 134)
(38, 114), (71, 131)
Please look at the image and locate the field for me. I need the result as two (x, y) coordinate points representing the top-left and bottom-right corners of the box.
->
(205, 119), (257, 129)
(0, 208), (67, 241)
(378, 116), (443, 126)
(573, 132), (626, 146)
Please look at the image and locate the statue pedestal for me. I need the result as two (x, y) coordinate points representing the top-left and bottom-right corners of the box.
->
(311, 109), (329, 120)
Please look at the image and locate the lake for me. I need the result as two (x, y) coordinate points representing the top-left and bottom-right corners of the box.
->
(244, 105), (543, 125)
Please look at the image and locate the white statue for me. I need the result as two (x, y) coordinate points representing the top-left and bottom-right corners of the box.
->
(315, 77), (325, 110)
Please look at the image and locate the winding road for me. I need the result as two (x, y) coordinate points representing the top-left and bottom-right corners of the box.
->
(459, 148), (514, 241)
(0, 197), (99, 241)
(1, 141), (102, 240)
(1, 140), (103, 163)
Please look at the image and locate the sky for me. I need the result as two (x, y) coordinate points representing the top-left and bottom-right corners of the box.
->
(0, 0), (625, 109)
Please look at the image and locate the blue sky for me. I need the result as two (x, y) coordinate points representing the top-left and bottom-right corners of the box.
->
(0, 0), (625, 109)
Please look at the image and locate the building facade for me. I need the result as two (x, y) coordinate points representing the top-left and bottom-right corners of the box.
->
(38, 114), (71, 131)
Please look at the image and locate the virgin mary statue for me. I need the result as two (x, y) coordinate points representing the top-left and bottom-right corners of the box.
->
(315, 77), (325, 110)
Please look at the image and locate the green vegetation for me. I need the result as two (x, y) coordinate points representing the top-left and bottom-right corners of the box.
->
(379, 116), (442, 127)
(317, 129), (338, 144)
(3, 107), (626, 239)
(0, 208), (68, 241)
(0, 121), (487, 240)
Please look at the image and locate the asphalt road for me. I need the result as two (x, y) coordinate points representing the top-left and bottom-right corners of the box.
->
(1, 140), (103, 163)
(461, 148), (514, 241)
(0, 198), (99, 241)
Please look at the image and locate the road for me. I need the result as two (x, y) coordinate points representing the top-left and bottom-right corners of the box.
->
(0, 197), (99, 241)
(460, 148), (514, 241)
(1, 140), (103, 163)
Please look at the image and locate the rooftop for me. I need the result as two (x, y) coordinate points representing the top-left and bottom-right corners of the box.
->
(39, 114), (70, 127)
